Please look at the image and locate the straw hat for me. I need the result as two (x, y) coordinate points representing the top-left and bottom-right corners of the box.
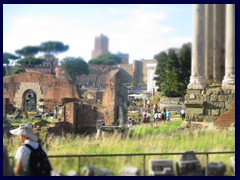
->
(10, 124), (38, 142)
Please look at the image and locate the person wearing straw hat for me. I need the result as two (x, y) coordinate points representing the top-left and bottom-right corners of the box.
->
(10, 124), (51, 176)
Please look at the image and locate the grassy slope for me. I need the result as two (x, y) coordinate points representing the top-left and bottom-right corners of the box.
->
(4, 120), (235, 175)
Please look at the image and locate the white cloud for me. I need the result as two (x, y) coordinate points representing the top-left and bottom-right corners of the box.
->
(3, 4), (192, 64)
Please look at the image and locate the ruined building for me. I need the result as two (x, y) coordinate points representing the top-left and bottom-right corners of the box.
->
(185, 4), (235, 126)
(3, 70), (79, 114)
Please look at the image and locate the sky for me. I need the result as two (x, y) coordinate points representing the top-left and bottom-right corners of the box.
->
(3, 4), (193, 64)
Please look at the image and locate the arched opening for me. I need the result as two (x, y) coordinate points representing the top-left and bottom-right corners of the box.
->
(22, 89), (37, 112)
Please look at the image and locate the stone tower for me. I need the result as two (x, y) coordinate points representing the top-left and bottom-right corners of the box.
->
(92, 34), (109, 59)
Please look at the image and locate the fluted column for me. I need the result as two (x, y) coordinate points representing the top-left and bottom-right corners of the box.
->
(220, 5), (226, 81)
(222, 4), (235, 89)
(213, 4), (224, 84)
(205, 4), (214, 84)
(188, 4), (206, 89)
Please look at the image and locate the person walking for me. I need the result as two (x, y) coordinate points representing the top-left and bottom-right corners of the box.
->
(166, 110), (171, 121)
(10, 124), (52, 176)
(181, 109), (185, 120)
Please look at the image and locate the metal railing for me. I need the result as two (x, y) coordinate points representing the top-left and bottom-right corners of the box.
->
(9, 151), (235, 176)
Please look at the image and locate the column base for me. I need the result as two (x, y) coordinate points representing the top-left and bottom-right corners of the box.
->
(222, 74), (235, 89)
(222, 84), (235, 90)
(187, 76), (207, 89)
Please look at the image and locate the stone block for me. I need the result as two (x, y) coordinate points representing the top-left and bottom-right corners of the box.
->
(220, 109), (227, 114)
(219, 95), (227, 101)
(119, 165), (140, 176)
(185, 100), (205, 108)
(210, 95), (219, 101)
(204, 109), (211, 115)
(194, 108), (204, 115)
(176, 151), (203, 176)
(205, 102), (215, 109)
(196, 115), (204, 122)
(203, 95), (210, 101)
(205, 162), (226, 176)
(204, 116), (217, 122)
(213, 102), (225, 109)
(189, 94), (196, 99)
(230, 156), (235, 174)
(149, 159), (175, 176)
(211, 109), (220, 116)
(84, 166), (114, 176)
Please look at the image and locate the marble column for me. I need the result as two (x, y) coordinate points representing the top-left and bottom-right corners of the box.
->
(220, 5), (226, 82)
(205, 4), (214, 84)
(213, 4), (223, 84)
(222, 4), (235, 89)
(188, 4), (206, 89)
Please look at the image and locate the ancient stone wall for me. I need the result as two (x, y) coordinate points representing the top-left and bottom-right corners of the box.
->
(102, 69), (128, 126)
(133, 60), (143, 83)
(65, 102), (104, 132)
(118, 64), (134, 83)
(185, 87), (235, 122)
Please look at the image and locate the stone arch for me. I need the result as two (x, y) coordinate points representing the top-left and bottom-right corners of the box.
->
(14, 82), (42, 110)
(22, 89), (37, 112)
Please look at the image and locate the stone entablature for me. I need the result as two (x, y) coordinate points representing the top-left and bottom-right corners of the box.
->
(3, 71), (79, 112)
(185, 87), (235, 122)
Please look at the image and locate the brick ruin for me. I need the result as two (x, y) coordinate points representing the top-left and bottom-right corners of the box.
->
(3, 69), (128, 133)
(102, 69), (128, 126)
(3, 70), (79, 113)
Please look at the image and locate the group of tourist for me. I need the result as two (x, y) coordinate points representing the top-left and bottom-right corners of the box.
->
(153, 110), (171, 123)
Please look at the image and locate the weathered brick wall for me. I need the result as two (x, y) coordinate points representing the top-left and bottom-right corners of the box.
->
(102, 69), (128, 125)
(3, 71), (79, 112)
(65, 102), (104, 132)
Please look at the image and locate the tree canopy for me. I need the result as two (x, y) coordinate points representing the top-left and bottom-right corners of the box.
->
(39, 41), (69, 55)
(8, 67), (26, 76)
(39, 41), (69, 75)
(17, 57), (45, 69)
(15, 46), (40, 58)
(88, 53), (122, 86)
(89, 53), (122, 65)
(154, 43), (191, 97)
(61, 57), (89, 83)
(3, 52), (19, 75)
(3, 52), (19, 65)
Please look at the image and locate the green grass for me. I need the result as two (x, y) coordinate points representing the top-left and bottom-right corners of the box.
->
(4, 120), (235, 176)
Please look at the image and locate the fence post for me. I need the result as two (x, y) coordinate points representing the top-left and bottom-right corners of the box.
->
(143, 155), (146, 176)
(205, 153), (209, 176)
(79, 156), (81, 176)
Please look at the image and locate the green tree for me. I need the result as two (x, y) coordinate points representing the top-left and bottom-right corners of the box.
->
(39, 41), (69, 75)
(154, 43), (191, 97)
(15, 46), (43, 70)
(3, 52), (19, 73)
(61, 57), (89, 83)
(61, 57), (89, 98)
(17, 57), (44, 69)
(178, 43), (191, 94)
(154, 52), (168, 92)
(15, 46), (39, 57)
(8, 67), (26, 75)
(88, 53), (122, 87)
(163, 49), (181, 97)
